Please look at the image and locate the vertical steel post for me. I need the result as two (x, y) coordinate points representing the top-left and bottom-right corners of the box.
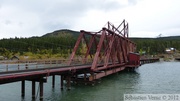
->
(123, 20), (126, 37)
(127, 23), (129, 38)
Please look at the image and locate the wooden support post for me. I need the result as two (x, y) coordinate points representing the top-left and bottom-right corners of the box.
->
(52, 75), (55, 88)
(74, 74), (77, 84)
(84, 71), (87, 81)
(67, 76), (71, 90)
(61, 75), (64, 90)
(89, 72), (95, 81)
(21, 80), (25, 97)
(84, 71), (88, 85)
(39, 79), (44, 100)
(32, 81), (36, 99)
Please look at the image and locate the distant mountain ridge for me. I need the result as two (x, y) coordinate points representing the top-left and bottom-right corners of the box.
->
(130, 36), (180, 40)
(42, 29), (80, 37)
(43, 29), (180, 40)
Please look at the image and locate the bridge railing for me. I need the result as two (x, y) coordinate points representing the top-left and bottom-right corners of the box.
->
(0, 59), (69, 72)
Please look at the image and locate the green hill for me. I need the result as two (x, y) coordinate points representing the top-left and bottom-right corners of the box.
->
(43, 29), (180, 41)
(42, 29), (80, 37)
(130, 36), (180, 54)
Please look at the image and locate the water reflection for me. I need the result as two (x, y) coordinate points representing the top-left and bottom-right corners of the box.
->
(50, 71), (141, 101)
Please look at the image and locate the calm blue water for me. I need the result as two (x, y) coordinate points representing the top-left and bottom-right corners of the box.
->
(0, 61), (180, 101)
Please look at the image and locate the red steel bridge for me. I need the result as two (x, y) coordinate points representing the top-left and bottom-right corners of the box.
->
(0, 20), (159, 100)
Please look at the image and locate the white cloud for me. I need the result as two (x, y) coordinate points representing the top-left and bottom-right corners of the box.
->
(120, 0), (180, 37)
(0, 0), (180, 39)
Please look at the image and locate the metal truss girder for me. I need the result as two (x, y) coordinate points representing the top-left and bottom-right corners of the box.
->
(68, 20), (137, 72)
(91, 29), (106, 70)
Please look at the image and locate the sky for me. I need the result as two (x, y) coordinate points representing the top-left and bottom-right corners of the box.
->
(0, 0), (180, 39)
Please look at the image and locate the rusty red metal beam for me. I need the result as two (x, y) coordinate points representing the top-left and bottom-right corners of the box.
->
(68, 20), (137, 72)
(89, 66), (126, 81)
(91, 28), (106, 70)
(68, 31), (85, 65)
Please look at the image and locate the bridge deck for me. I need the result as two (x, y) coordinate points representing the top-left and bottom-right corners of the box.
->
(0, 64), (91, 84)
(0, 58), (159, 84)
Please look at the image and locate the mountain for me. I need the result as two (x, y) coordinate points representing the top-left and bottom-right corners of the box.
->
(156, 36), (180, 40)
(42, 29), (80, 37)
(42, 29), (180, 40)
(130, 36), (180, 41)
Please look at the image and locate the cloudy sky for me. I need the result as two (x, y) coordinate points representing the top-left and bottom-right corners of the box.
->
(0, 0), (180, 39)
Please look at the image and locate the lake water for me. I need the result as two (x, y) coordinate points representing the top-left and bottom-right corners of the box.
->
(0, 61), (180, 101)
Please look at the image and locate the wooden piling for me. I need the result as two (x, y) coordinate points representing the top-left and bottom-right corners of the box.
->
(21, 80), (25, 97)
(61, 75), (64, 90)
(32, 81), (36, 99)
(52, 75), (55, 88)
(67, 76), (71, 90)
(39, 79), (44, 100)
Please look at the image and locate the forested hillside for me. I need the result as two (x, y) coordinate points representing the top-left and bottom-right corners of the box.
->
(42, 29), (80, 37)
(0, 29), (179, 60)
(0, 30), (78, 59)
(131, 36), (180, 54)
